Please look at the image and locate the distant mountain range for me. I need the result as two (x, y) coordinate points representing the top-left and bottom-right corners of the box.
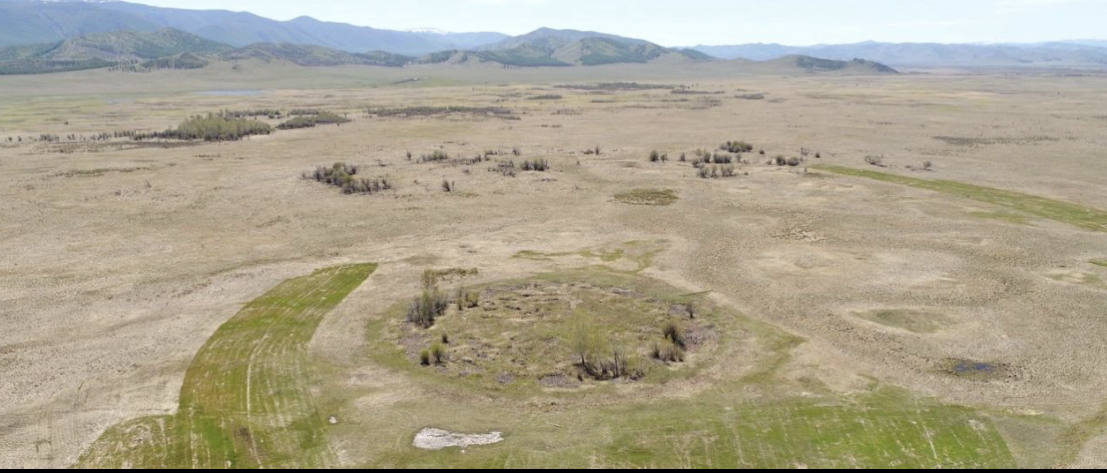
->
(0, 0), (1101, 74)
(0, 0), (507, 56)
(0, 27), (901, 76)
(691, 41), (1107, 68)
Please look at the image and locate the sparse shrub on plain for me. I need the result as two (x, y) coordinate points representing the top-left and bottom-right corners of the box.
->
(419, 349), (431, 366)
(456, 287), (480, 310)
(493, 160), (517, 177)
(304, 162), (393, 195)
(865, 155), (886, 167)
(520, 159), (549, 172)
(366, 106), (516, 119)
(698, 164), (736, 179)
(420, 150), (450, 163)
(408, 270), (450, 328)
(442, 180), (455, 192)
(711, 153), (733, 164)
(722, 140), (754, 154)
(662, 320), (686, 348)
(430, 343), (447, 365)
(649, 151), (669, 163)
(651, 340), (686, 363)
(221, 109), (282, 119)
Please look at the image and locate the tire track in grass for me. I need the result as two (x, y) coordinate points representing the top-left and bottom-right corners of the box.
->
(75, 263), (377, 469)
(814, 165), (1107, 232)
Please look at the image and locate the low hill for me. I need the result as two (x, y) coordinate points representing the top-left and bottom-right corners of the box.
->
(0, 28), (232, 74)
(760, 55), (898, 74)
(472, 28), (713, 67)
(222, 43), (413, 67)
(692, 41), (1107, 68)
(479, 28), (651, 52)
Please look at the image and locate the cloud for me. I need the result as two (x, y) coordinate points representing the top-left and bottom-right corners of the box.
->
(461, 0), (553, 5)
(996, 0), (1099, 13)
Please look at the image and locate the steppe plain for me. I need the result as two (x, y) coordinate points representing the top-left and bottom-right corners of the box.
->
(1, 61), (1106, 468)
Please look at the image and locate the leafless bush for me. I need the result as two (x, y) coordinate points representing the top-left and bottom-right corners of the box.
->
(520, 159), (549, 172)
(304, 162), (393, 195)
(865, 155), (886, 167)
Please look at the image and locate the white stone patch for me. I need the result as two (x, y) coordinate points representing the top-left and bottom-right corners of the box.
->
(413, 428), (504, 451)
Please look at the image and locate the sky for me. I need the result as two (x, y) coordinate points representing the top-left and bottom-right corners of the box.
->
(128, 0), (1107, 46)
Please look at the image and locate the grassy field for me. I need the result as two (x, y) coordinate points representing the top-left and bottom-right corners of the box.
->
(75, 263), (377, 469)
(355, 387), (1017, 468)
(815, 165), (1107, 232)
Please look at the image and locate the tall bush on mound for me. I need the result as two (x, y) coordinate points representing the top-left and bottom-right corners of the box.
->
(407, 280), (449, 329)
(569, 316), (643, 381)
(136, 113), (272, 142)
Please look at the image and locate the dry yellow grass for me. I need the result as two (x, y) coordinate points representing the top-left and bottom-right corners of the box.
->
(1, 62), (1106, 468)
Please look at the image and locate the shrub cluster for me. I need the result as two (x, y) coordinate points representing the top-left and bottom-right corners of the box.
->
(697, 165), (736, 179)
(277, 112), (350, 130)
(571, 318), (644, 381)
(408, 285), (449, 329)
(492, 160), (517, 177)
(221, 109), (283, 119)
(366, 106), (516, 119)
(652, 320), (688, 363)
(770, 155), (802, 167)
(649, 150), (669, 163)
(420, 150), (450, 163)
(420, 343), (447, 366)
(721, 141), (754, 153)
(520, 159), (549, 172)
(304, 162), (393, 195)
(456, 287), (480, 311)
(135, 114), (272, 142)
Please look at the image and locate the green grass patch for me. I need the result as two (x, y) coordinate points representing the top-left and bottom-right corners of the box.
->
(357, 380), (1017, 468)
(1090, 260), (1107, 268)
(970, 211), (1033, 226)
(815, 165), (1107, 232)
(76, 263), (377, 469)
(1049, 271), (1106, 288)
(614, 189), (679, 206)
(855, 309), (948, 334)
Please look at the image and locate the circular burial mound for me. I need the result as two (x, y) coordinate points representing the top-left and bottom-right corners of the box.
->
(379, 271), (727, 391)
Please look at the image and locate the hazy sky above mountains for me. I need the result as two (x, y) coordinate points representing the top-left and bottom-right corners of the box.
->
(131, 0), (1106, 46)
